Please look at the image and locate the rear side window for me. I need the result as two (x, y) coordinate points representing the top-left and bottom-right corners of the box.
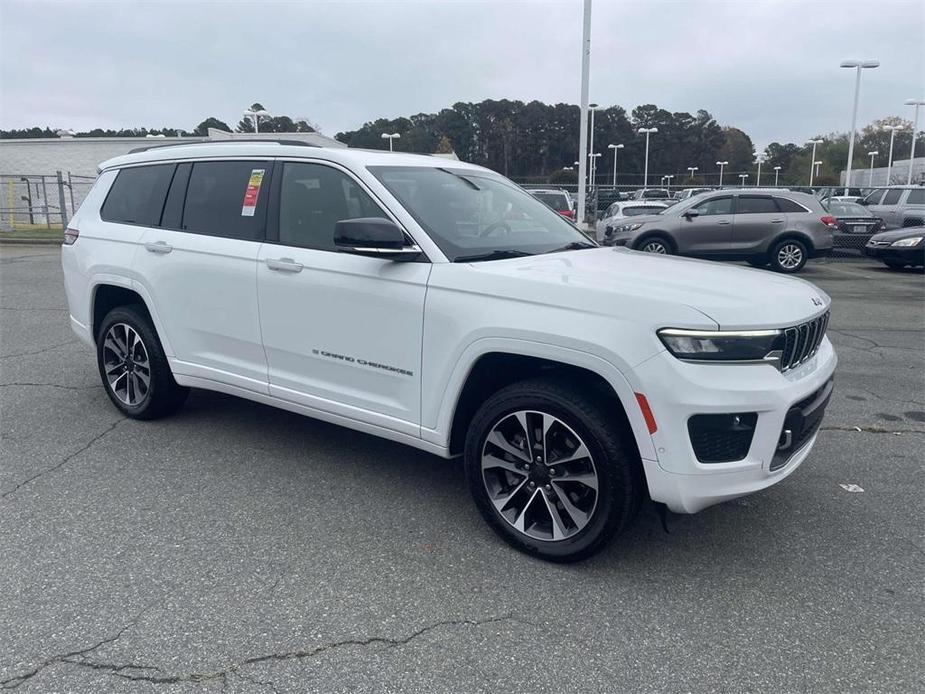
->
(881, 189), (903, 205)
(774, 197), (808, 213)
(736, 196), (777, 214)
(182, 161), (270, 240)
(100, 164), (174, 226)
(278, 162), (387, 251)
(906, 189), (925, 205)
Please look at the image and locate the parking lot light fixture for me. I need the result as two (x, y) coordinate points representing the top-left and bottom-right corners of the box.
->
(755, 155), (765, 186)
(589, 152), (602, 186)
(664, 174), (674, 192)
(883, 125), (904, 183)
(687, 166), (698, 180)
(243, 107), (269, 134)
(773, 165), (782, 186)
(716, 161), (728, 186)
(380, 132), (401, 151)
(608, 143), (624, 186)
(904, 99), (925, 184)
(638, 127), (658, 189)
(840, 60), (879, 193)
(807, 139), (823, 186)
(867, 150), (879, 186)
(738, 173), (748, 187)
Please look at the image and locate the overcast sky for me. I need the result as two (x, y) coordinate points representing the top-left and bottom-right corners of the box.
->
(1, 0), (922, 147)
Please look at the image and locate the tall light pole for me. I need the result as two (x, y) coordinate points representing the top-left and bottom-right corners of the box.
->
(883, 124), (904, 184)
(755, 155), (765, 186)
(576, 0), (592, 223)
(380, 132), (400, 151)
(607, 143), (624, 187)
(738, 173), (748, 186)
(589, 152), (601, 186)
(716, 161), (728, 187)
(638, 127), (658, 189)
(664, 174), (674, 193)
(905, 98), (925, 184)
(243, 107), (269, 133)
(840, 59), (879, 193)
(773, 165), (782, 186)
(807, 139), (823, 186)
(588, 104), (601, 185)
(687, 166), (698, 180)
(867, 150), (878, 186)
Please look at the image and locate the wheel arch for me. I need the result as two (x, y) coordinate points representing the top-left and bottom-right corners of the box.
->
(90, 280), (173, 356)
(632, 230), (676, 253)
(770, 231), (815, 252)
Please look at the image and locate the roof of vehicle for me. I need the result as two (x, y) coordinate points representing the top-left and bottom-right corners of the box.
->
(620, 199), (669, 206)
(528, 189), (570, 195)
(98, 142), (494, 175)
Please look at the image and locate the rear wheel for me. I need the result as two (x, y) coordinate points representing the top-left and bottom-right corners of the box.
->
(770, 239), (808, 273)
(96, 305), (189, 420)
(464, 378), (643, 562)
(638, 236), (672, 255)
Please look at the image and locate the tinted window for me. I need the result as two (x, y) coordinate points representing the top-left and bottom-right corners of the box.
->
(532, 192), (570, 210)
(863, 188), (887, 205)
(906, 189), (925, 205)
(692, 196), (733, 215)
(881, 189), (903, 205)
(182, 161), (269, 240)
(828, 201), (870, 216)
(625, 206), (663, 216)
(736, 196), (777, 214)
(774, 197), (807, 213)
(101, 164), (174, 226)
(160, 163), (191, 229)
(279, 162), (387, 250)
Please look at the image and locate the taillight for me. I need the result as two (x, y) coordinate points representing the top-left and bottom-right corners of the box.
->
(559, 210), (575, 220)
(63, 227), (80, 245)
(820, 215), (837, 228)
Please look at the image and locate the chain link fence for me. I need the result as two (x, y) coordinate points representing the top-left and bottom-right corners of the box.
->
(0, 172), (96, 235)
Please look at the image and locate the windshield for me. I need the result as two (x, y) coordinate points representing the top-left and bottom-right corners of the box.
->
(531, 192), (570, 210)
(829, 201), (870, 216)
(625, 206), (662, 216)
(369, 166), (594, 261)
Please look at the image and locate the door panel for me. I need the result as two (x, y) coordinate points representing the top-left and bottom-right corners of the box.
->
(731, 196), (782, 253)
(675, 195), (733, 254)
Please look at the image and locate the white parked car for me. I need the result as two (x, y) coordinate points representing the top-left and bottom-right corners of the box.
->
(62, 141), (837, 562)
(596, 200), (670, 241)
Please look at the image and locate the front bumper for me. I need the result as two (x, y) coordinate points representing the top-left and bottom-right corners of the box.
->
(863, 242), (925, 265)
(633, 338), (837, 513)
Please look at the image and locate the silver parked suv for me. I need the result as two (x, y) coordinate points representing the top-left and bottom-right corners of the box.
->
(860, 186), (925, 229)
(602, 189), (835, 273)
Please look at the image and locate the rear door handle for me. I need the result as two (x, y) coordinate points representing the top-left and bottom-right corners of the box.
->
(717, 220), (731, 225)
(266, 257), (304, 273)
(145, 241), (172, 254)
(770, 219), (784, 223)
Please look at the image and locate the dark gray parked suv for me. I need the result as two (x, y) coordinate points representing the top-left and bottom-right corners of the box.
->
(602, 190), (835, 273)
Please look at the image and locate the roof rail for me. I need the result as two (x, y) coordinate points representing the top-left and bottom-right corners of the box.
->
(127, 139), (320, 154)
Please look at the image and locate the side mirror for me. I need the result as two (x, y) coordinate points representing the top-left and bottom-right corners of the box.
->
(683, 209), (700, 219)
(857, 198), (869, 206)
(334, 218), (421, 261)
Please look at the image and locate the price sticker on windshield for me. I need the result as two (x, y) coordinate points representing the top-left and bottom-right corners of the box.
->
(241, 169), (265, 217)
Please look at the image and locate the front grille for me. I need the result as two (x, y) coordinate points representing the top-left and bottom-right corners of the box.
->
(780, 312), (829, 372)
(688, 413), (758, 463)
(868, 240), (892, 247)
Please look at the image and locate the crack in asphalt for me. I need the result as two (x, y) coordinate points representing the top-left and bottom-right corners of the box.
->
(821, 425), (925, 435)
(844, 386), (925, 408)
(0, 418), (125, 500)
(7, 615), (519, 688)
(0, 383), (100, 392)
(828, 329), (921, 354)
(0, 253), (60, 265)
(0, 339), (81, 361)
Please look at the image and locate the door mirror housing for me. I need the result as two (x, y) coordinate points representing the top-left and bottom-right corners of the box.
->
(333, 218), (421, 260)
(683, 208), (701, 219)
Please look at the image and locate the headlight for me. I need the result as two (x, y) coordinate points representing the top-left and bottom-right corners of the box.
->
(617, 222), (644, 233)
(891, 237), (922, 247)
(658, 328), (783, 363)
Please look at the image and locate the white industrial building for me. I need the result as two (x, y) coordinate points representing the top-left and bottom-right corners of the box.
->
(841, 156), (925, 187)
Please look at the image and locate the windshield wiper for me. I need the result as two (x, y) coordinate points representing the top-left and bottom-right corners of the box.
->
(543, 240), (597, 254)
(454, 249), (534, 263)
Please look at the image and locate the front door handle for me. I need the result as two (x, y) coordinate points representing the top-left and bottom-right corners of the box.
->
(145, 241), (172, 254)
(770, 218), (784, 223)
(717, 220), (731, 225)
(266, 257), (304, 273)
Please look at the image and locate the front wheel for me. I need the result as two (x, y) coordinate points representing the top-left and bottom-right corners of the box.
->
(637, 236), (672, 255)
(770, 239), (808, 273)
(464, 378), (643, 562)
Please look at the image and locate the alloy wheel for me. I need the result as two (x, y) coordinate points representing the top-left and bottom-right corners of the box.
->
(102, 323), (151, 406)
(777, 243), (804, 269)
(641, 240), (668, 254)
(481, 410), (599, 542)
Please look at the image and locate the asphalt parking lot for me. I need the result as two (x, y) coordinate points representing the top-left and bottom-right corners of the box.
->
(1, 245), (922, 693)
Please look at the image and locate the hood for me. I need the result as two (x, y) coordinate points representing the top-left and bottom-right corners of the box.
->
(870, 227), (925, 242)
(609, 214), (666, 228)
(466, 247), (830, 330)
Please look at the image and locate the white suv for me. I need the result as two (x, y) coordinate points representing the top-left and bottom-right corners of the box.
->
(62, 142), (837, 562)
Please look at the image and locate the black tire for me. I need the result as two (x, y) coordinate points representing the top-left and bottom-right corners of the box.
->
(96, 305), (189, 420)
(747, 258), (768, 268)
(464, 377), (643, 562)
(636, 235), (673, 255)
(883, 260), (907, 270)
(769, 238), (808, 273)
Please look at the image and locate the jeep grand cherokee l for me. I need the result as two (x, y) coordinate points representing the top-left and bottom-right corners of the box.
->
(61, 142), (837, 562)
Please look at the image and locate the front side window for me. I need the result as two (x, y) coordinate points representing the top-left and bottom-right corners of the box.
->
(692, 196), (733, 216)
(906, 189), (925, 205)
(736, 196), (777, 215)
(863, 189), (887, 205)
(279, 162), (387, 250)
(881, 189), (903, 205)
(182, 161), (269, 240)
(101, 164), (174, 226)
(369, 166), (592, 261)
